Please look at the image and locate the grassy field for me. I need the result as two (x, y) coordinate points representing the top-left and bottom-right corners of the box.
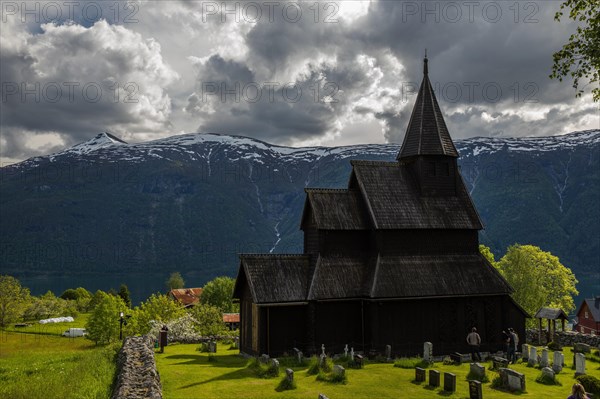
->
(156, 344), (600, 399)
(0, 314), (118, 399)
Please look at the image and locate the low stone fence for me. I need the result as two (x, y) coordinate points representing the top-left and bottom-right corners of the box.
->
(526, 328), (600, 348)
(111, 335), (162, 399)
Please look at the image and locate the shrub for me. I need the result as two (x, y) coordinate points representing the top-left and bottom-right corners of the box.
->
(466, 371), (490, 383)
(248, 358), (279, 379)
(547, 341), (562, 351)
(576, 375), (600, 395)
(316, 370), (347, 384)
(535, 372), (561, 386)
(393, 357), (429, 369)
(306, 355), (333, 375)
(275, 376), (297, 391)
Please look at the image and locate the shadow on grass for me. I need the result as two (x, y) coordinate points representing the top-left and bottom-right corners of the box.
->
(163, 353), (247, 368)
(178, 368), (252, 389)
(437, 390), (454, 397)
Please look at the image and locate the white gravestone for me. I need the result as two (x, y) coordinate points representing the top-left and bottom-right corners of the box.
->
(575, 353), (586, 376)
(423, 342), (433, 363)
(552, 351), (563, 373)
(528, 347), (537, 367)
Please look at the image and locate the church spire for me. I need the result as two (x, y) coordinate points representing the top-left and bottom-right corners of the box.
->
(397, 55), (458, 160)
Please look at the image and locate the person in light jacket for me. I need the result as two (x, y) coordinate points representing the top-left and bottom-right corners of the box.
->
(466, 327), (481, 361)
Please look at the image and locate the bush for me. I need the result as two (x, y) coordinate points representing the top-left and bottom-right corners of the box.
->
(248, 358), (279, 379)
(535, 372), (561, 386)
(576, 375), (600, 395)
(393, 357), (430, 369)
(547, 341), (562, 351)
(466, 371), (490, 383)
(275, 376), (297, 391)
(316, 370), (347, 384)
(306, 355), (333, 375)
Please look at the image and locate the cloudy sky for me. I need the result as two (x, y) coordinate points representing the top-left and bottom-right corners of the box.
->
(1, 0), (598, 165)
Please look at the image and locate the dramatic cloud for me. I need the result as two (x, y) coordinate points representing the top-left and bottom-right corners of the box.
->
(0, 0), (597, 163)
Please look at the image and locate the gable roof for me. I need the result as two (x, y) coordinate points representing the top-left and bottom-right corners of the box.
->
(308, 256), (376, 300)
(398, 57), (458, 160)
(351, 161), (483, 229)
(577, 297), (600, 321)
(301, 189), (370, 230)
(168, 288), (203, 307)
(234, 254), (311, 304)
(534, 307), (569, 320)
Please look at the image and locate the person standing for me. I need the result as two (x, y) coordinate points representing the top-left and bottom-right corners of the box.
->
(501, 330), (510, 358)
(466, 327), (482, 362)
(508, 327), (518, 363)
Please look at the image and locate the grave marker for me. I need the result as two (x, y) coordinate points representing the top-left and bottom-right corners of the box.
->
(575, 353), (586, 376)
(540, 349), (549, 368)
(552, 351), (563, 373)
(443, 372), (456, 392)
(528, 347), (537, 367)
(423, 342), (433, 363)
(415, 367), (426, 382)
(429, 370), (440, 387)
(468, 380), (482, 399)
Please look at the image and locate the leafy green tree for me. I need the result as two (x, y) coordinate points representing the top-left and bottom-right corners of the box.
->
(88, 290), (107, 311)
(200, 276), (239, 313)
(188, 304), (226, 336)
(130, 293), (186, 335)
(551, 0), (600, 101)
(479, 244), (496, 265)
(85, 291), (127, 345)
(117, 284), (131, 308)
(495, 244), (578, 326)
(59, 287), (92, 312)
(0, 275), (30, 327)
(166, 272), (185, 290)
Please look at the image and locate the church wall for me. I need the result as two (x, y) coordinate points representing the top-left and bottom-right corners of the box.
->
(376, 230), (478, 255)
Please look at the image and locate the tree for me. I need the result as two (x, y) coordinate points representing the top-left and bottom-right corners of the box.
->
(130, 293), (186, 335)
(550, 0), (600, 101)
(166, 272), (185, 290)
(200, 276), (239, 313)
(59, 287), (92, 312)
(479, 244), (496, 265)
(85, 291), (127, 345)
(0, 275), (30, 327)
(117, 284), (131, 308)
(495, 244), (578, 326)
(188, 304), (226, 336)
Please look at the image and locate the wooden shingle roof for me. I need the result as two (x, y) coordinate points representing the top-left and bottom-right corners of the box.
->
(534, 307), (568, 320)
(236, 254), (311, 303)
(308, 256), (376, 300)
(371, 254), (512, 298)
(398, 57), (459, 160)
(351, 161), (483, 229)
(302, 189), (370, 230)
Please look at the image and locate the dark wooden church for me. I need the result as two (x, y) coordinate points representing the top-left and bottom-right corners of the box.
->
(233, 57), (527, 357)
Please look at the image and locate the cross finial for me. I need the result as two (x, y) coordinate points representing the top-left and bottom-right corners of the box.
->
(424, 50), (429, 75)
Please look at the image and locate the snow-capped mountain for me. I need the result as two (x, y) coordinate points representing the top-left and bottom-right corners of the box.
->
(1, 130), (598, 301)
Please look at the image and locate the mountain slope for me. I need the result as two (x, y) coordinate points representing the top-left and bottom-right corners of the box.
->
(1, 130), (598, 301)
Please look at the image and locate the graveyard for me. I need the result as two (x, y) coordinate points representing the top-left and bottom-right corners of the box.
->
(154, 342), (600, 399)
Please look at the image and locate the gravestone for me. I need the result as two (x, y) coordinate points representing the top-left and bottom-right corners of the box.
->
(285, 368), (294, 383)
(574, 343), (591, 353)
(491, 356), (509, 370)
(443, 372), (456, 392)
(468, 380), (483, 399)
(319, 353), (326, 368)
(553, 351), (563, 373)
(540, 349), (549, 368)
(450, 352), (462, 364)
(271, 358), (280, 372)
(522, 344), (529, 360)
(233, 337), (239, 349)
(208, 341), (217, 353)
(541, 366), (555, 382)
(429, 370), (440, 387)
(321, 344), (326, 356)
(575, 353), (586, 376)
(333, 365), (345, 377)
(350, 347), (355, 361)
(318, 394), (329, 399)
(260, 353), (270, 363)
(469, 363), (486, 381)
(415, 367), (426, 382)
(354, 354), (364, 368)
(344, 344), (348, 358)
(423, 342), (433, 363)
(528, 347), (537, 367)
(498, 368), (526, 392)
(385, 345), (392, 361)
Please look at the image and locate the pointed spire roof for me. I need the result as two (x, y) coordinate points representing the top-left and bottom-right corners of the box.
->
(397, 56), (459, 160)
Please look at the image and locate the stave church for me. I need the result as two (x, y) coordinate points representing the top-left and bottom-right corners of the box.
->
(233, 56), (527, 357)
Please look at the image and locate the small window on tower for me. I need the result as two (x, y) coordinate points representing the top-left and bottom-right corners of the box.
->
(585, 311), (589, 319)
(426, 162), (436, 177)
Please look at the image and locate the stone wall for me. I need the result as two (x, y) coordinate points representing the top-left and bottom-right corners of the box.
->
(526, 328), (600, 348)
(111, 335), (162, 399)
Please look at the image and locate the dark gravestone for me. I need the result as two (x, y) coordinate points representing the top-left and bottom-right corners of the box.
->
(469, 380), (483, 399)
(450, 352), (462, 364)
(444, 372), (456, 392)
(429, 370), (440, 387)
(354, 354), (364, 368)
(415, 367), (426, 382)
(491, 356), (509, 370)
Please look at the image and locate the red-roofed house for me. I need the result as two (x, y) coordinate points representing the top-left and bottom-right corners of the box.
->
(223, 313), (240, 330)
(168, 288), (203, 308)
(575, 296), (600, 335)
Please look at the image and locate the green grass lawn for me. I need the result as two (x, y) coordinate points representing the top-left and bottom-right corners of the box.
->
(4, 313), (90, 336)
(0, 313), (118, 399)
(156, 344), (600, 399)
